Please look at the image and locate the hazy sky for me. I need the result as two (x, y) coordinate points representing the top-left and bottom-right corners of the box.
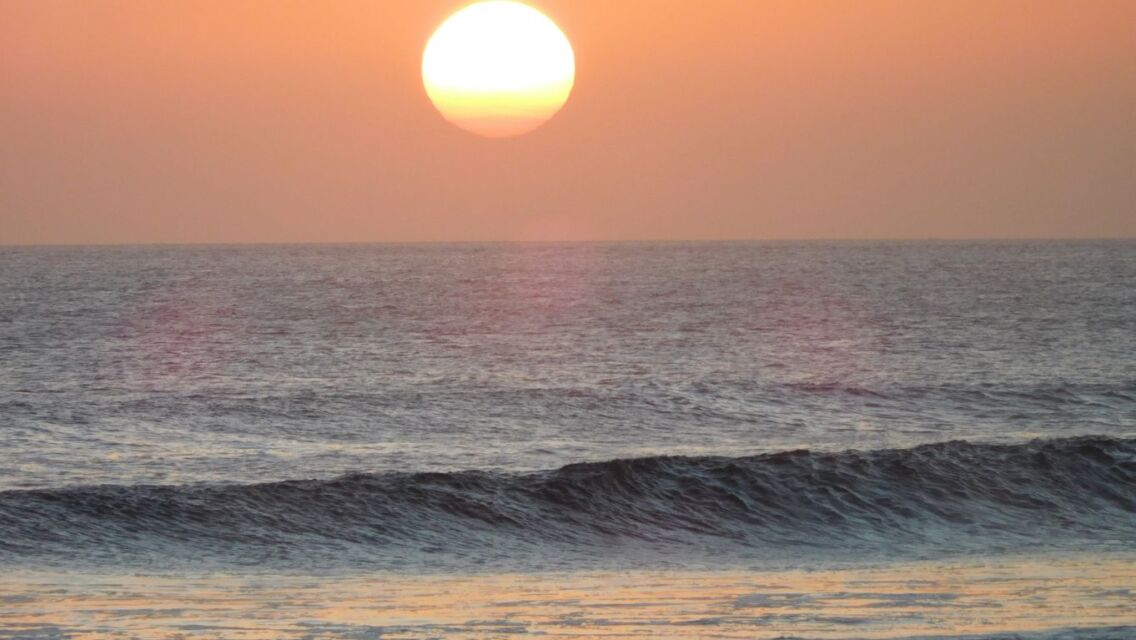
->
(2, 0), (1134, 244)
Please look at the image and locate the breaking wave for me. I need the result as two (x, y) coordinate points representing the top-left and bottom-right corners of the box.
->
(2, 436), (1133, 571)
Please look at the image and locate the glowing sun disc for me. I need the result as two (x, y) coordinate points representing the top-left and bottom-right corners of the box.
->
(422, 1), (575, 137)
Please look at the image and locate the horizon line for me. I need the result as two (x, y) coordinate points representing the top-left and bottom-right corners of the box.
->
(3, 236), (1136, 249)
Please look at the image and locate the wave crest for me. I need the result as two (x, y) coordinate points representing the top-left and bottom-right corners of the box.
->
(2, 436), (1133, 570)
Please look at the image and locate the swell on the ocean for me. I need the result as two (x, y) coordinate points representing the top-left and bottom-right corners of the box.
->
(2, 436), (1133, 571)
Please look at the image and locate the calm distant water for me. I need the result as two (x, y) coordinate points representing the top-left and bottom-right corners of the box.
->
(1, 241), (1134, 572)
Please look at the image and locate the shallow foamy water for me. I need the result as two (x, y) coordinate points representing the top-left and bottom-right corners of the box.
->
(3, 554), (1134, 639)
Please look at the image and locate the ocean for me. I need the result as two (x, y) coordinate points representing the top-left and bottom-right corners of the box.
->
(1, 241), (1134, 637)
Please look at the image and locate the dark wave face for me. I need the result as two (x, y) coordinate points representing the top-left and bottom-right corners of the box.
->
(2, 436), (1133, 572)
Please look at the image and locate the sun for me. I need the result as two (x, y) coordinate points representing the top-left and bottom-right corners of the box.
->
(422, 1), (575, 138)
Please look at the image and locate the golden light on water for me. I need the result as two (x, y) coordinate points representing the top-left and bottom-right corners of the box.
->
(6, 554), (1135, 637)
(422, 1), (575, 137)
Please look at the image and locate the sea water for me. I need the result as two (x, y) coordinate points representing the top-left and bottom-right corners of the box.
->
(1, 241), (1134, 636)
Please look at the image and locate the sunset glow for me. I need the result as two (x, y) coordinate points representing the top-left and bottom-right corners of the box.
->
(422, 1), (574, 137)
(3, 2), (1136, 639)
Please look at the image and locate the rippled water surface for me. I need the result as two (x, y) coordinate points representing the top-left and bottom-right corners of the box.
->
(3, 241), (1135, 637)
(3, 241), (1134, 491)
(4, 554), (1135, 639)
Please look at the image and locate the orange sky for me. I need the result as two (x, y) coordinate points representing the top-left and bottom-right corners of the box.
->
(2, 0), (1134, 244)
